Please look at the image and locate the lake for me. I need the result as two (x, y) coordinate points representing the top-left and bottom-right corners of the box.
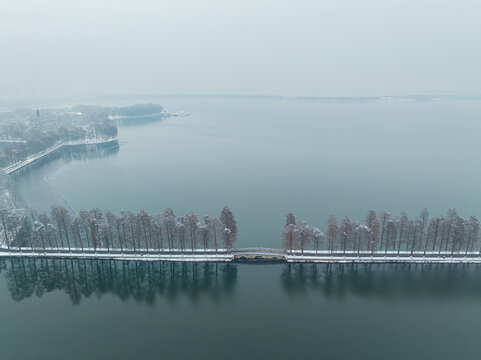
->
(4, 96), (481, 359)
(15, 97), (481, 248)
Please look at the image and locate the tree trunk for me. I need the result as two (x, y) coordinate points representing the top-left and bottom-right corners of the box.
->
(61, 216), (71, 251)
(411, 227), (417, 255)
(84, 225), (91, 249)
(213, 225), (218, 253)
(432, 220), (439, 252)
(39, 233), (46, 252)
(77, 224), (84, 252)
(1, 213), (10, 251)
(444, 225), (452, 251)
(464, 228), (472, 257)
(130, 218), (136, 253)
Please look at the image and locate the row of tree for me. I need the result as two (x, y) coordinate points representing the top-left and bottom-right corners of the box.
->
(283, 209), (480, 255)
(0, 205), (237, 253)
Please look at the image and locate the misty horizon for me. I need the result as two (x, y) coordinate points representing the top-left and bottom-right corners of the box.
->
(1, 0), (480, 99)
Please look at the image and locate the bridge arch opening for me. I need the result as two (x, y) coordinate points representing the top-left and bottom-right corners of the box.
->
(254, 255), (265, 260)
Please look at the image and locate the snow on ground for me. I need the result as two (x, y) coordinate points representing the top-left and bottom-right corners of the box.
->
(1, 246), (481, 263)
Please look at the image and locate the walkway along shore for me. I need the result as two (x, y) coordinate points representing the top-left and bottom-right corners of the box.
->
(1, 247), (481, 263)
(2, 138), (118, 175)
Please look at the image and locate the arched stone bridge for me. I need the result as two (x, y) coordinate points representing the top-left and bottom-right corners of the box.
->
(233, 248), (287, 262)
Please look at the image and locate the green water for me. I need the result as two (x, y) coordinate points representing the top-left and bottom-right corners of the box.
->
(1, 260), (481, 360)
(5, 97), (481, 359)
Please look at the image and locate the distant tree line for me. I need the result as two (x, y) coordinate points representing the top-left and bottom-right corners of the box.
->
(283, 209), (480, 255)
(0, 205), (238, 253)
(0, 104), (159, 168)
(0, 103), (169, 168)
(107, 103), (165, 117)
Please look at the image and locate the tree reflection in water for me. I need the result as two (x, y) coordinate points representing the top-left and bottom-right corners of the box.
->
(281, 263), (481, 300)
(0, 258), (237, 305)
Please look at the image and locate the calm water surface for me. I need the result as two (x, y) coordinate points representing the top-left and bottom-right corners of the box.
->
(4, 97), (481, 359)
(17, 97), (481, 248)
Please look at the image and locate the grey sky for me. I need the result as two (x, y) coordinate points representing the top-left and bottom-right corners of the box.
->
(1, 0), (480, 99)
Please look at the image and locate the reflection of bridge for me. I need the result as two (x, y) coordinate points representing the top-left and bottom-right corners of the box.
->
(2, 138), (118, 175)
(2, 246), (481, 263)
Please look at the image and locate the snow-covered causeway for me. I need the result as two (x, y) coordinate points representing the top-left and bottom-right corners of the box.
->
(1, 246), (481, 263)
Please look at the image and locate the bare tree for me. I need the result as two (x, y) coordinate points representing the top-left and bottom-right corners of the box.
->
(327, 215), (338, 253)
(443, 209), (458, 251)
(71, 217), (83, 251)
(98, 223), (110, 252)
(46, 223), (58, 251)
(138, 210), (152, 251)
(365, 210), (376, 227)
(51, 205), (72, 251)
(368, 215), (380, 254)
(1, 209), (11, 251)
(364, 210), (379, 252)
(417, 208), (429, 251)
(385, 219), (396, 253)
(51, 206), (64, 248)
(353, 223), (362, 253)
(311, 227), (323, 254)
(38, 214), (58, 249)
(396, 212), (409, 254)
(220, 206), (237, 251)
(285, 213), (296, 226)
(451, 216), (465, 255)
(409, 219), (422, 255)
(207, 216), (222, 252)
(466, 216), (480, 254)
(17, 215), (33, 251)
(120, 210), (130, 251)
(425, 218), (439, 254)
(354, 224), (369, 254)
(221, 228), (231, 252)
(151, 214), (163, 251)
(283, 223), (299, 253)
(90, 218), (98, 250)
(32, 221), (45, 251)
(151, 215), (162, 251)
(185, 212), (199, 252)
(197, 220), (209, 252)
(378, 210), (391, 251)
(439, 215), (455, 254)
(106, 211), (123, 251)
(340, 217), (353, 254)
(161, 208), (176, 252)
(297, 221), (312, 255)
(78, 209), (91, 249)
(176, 217), (186, 252)
(126, 211), (137, 251)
